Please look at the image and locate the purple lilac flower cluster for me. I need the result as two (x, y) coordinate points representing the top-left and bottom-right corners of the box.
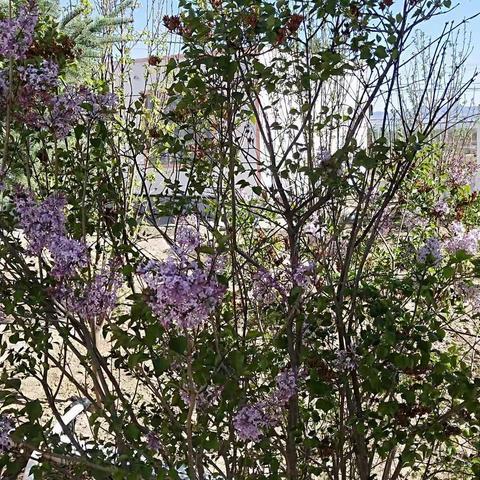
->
(180, 384), (223, 409)
(18, 60), (59, 93)
(233, 402), (272, 442)
(14, 190), (67, 255)
(416, 237), (443, 265)
(234, 368), (299, 442)
(138, 227), (225, 330)
(49, 236), (88, 279)
(48, 87), (117, 138)
(446, 155), (478, 187)
(252, 269), (281, 305)
(1, 64), (117, 137)
(173, 225), (202, 255)
(292, 262), (315, 288)
(14, 189), (121, 320)
(14, 189), (87, 278)
(15, 60), (60, 128)
(0, 1), (38, 60)
(77, 87), (117, 119)
(65, 267), (121, 323)
(252, 262), (317, 305)
(0, 415), (14, 452)
(445, 222), (480, 256)
(272, 368), (298, 404)
(433, 197), (450, 216)
(145, 431), (161, 452)
(334, 349), (358, 372)
(48, 88), (84, 138)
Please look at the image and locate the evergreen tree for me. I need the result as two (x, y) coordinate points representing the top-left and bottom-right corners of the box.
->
(0, 0), (134, 61)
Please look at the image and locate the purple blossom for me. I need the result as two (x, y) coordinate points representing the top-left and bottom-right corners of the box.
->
(47, 87), (117, 138)
(252, 269), (282, 305)
(452, 221), (465, 237)
(272, 369), (298, 405)
(234, 368), (302, 442)
(14, 190), (66, 255)
(445, 222), (480, 256)
(79, 88), (117, 119)
(292, 263), (315, 288)
(446, 155), (478, 187)
(48, 235), (88, 279)
(416, 237), (442, 265)
(48, 88), (83, 138)
(0, 415), (14, 452)
(139, 253), (225, 330)
(145, 431), (161, 452)
(14, 189), (88, 278)
(0, 1), (38, 60)
(433, 197), (450, 216)
(334, 349), (358, 372)
(16, 61), (59, 122)
(233, 402), (273, 442)
(2, 73), (116, 136)
(173, 225), (201, 255)
(18, 60), (59, 93)
(67, 267), (121, 322)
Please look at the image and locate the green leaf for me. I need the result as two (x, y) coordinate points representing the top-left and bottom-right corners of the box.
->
(153, 357), (170, 375)
(144, 323), (162, 346)
(4, 378), (21, 390)
(229, 350), (244, 373)
(25, 400), (42, 421)
(125, 423), (140, 442)
(375, 46), (388, 59)
(169, 336), (187, 355)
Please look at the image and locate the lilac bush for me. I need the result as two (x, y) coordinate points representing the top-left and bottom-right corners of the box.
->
(1, 0), (480, 479)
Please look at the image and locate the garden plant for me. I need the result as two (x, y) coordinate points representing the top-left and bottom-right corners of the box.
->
(0, 0), (479, 479)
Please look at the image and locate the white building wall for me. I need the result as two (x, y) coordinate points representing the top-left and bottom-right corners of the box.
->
(122, 57), (368, 199)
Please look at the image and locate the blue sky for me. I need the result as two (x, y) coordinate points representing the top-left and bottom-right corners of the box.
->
(423, 0), (480, 74)
(129, 1), (480, 66)
(60, 0), (480, 74)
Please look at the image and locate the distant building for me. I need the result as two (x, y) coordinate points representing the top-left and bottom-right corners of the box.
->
(119, 57), (369, 201)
